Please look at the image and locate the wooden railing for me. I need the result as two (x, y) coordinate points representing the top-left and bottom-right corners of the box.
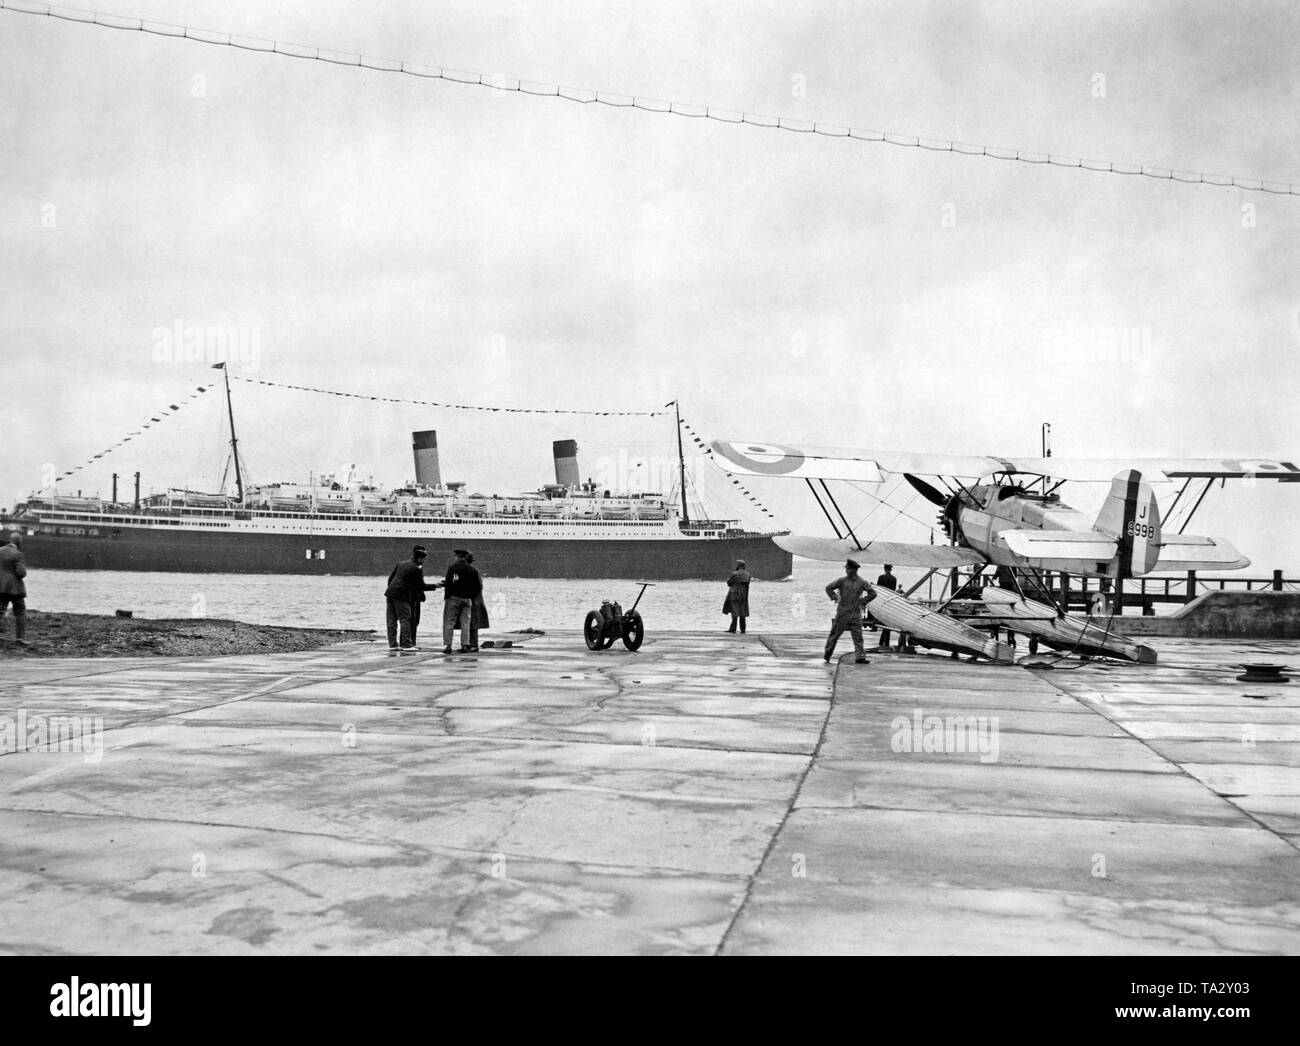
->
(1040, 569), (1294, 614)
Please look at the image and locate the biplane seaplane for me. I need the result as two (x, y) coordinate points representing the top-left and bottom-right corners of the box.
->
(710, 440), (1298, 664)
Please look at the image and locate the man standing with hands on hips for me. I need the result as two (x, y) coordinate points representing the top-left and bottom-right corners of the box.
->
(824, 558), (876, 664)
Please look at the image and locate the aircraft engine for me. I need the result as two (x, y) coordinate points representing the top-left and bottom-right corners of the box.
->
(904, 473), (965, 544)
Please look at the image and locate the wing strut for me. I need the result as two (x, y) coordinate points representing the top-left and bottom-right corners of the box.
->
(819, 480), (863, 549)
(932, 563), (988, 615)
(904, 568), (940, 597)
(1022, 566), (1066, 618)
(1164, 476), (1193, 526)
(1177, 478), (1217, 535)
(805, 479), (843, 540)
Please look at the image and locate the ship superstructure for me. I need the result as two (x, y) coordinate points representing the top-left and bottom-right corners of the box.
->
(5, 380), (792, 580)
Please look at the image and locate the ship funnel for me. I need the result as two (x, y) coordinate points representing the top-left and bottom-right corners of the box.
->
(553, 439), (579, 489)
(412, 430), (442, 488)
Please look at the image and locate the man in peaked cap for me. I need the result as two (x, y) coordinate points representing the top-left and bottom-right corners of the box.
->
(875, 563), (899, 648)
(406, 546), (440, 648)
(384, 545), (439, 654)
(824, 558), (876, 664)
(442, 549), (482, 653)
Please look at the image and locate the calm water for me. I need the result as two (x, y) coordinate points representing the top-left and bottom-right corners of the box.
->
(21, 562), (946, 635)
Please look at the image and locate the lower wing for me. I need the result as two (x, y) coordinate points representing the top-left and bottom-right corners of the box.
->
(775, 535), (986, 568)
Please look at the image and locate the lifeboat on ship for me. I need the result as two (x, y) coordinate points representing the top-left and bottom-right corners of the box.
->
(52, 496), (104, 512)
(182, 492), (231, 508)
(401, 497), (449, 516)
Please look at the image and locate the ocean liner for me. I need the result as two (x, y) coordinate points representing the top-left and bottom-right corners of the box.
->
(5, 376), (791, 581)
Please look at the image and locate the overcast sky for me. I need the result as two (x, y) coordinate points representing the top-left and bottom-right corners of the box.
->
(3, 0), (1298, 569)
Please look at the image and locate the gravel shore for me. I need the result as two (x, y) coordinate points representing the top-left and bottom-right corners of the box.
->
(0, 610), (372, 658)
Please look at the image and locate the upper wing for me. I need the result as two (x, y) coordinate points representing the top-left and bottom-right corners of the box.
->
(711, 440), (1300, 484)
(775, 534), (986, 568)
(993, 457), (1300, 483)
(710, 440), (1009, 482)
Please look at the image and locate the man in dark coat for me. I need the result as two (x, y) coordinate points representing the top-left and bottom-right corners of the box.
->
(405, 544), (442, 646)
(724, 559), (751, 633)
(442, 549), (482, 653)
(825, 558), (876, 664)
(384, 545), (439, 653)
(875, 564), (899, 647)
(0, 531), (28, 645)
(465, 552), (489, 651)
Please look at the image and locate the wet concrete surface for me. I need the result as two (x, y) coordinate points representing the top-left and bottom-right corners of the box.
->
(0, 632), (1296, 954)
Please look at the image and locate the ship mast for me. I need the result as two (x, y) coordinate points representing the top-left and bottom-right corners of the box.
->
(219, 363), (245, 504)
(674, 400), (689, 524)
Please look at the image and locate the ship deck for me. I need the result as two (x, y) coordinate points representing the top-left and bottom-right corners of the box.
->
(1, 631), (1297, 954)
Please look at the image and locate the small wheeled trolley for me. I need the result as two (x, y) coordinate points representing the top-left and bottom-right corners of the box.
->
(583, 583), (652, 651)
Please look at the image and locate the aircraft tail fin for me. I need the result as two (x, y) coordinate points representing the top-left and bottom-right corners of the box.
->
(1094, 470), (1162, 578)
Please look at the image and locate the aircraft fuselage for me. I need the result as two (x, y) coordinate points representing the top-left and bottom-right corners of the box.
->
(956, 485), (1103, 574)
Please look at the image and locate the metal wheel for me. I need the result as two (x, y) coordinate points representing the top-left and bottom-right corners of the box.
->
(621, 610), (644, 651)
(583, 610), (604, 650)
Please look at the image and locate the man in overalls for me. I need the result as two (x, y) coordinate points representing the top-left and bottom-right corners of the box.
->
(824, 558), (876, 664)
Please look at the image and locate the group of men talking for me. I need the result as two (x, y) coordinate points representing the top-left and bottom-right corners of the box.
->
(384, 546), (485, 655)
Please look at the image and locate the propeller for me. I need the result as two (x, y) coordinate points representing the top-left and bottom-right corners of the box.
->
(905, 473), (967, 544)
(903, 473), (947, 507)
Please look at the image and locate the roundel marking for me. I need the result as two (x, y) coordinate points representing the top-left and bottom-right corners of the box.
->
(714, 441), (810, 476)
(1225, 459), (1289, 473)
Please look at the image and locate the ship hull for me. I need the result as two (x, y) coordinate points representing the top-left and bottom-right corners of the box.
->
(4, 521), (792, 581)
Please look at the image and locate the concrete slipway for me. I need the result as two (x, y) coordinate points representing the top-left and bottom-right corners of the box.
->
(0, 632), (1297, 955)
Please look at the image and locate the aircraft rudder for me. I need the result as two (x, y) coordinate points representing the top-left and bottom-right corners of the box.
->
(1096, 469), (1161, 577)
(1143, 486), (1163, 574)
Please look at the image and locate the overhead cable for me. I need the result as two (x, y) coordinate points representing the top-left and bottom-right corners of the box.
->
(3, 0), (1295, 196)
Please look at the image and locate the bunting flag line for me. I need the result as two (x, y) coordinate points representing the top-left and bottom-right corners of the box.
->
(41, 374), (777, 533)
(678, 415), (779, 522)
(49, 385), (214, 484)
(230, 374), (671, 417)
